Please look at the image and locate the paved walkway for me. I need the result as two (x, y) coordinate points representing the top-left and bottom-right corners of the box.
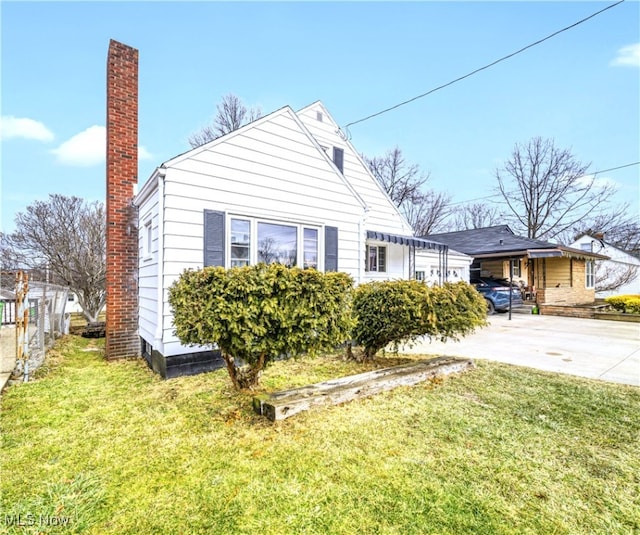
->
(401, 312), (640, 386)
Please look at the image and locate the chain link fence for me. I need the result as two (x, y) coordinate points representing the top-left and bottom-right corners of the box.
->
(1, 271), (71, 382)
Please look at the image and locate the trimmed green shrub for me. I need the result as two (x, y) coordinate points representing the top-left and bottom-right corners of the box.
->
(605, 295), (640, 314)
(168, 263), (354, 389)
(351, 280), (487, 360)
(431, 282), (490, 340)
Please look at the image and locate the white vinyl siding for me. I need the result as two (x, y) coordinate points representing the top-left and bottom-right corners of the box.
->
(137, 104), (422, 358)
(297, 102), (413, 236)
(151, 108), (365, 356)
(137, 187), (160, 348)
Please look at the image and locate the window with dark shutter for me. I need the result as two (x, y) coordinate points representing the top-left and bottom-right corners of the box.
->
(325, 226), (338, 272)
(333, 147), (344, 173)
(203, 210), (225, 267)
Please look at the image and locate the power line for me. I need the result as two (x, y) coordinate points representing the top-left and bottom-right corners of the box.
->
(449, 161), (640, 206)
(341, 0), (625, 133)
(591, 162), (640, 175)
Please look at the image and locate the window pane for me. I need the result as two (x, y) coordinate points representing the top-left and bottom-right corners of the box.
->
(303, 228), (318, 269)
(378, 246), (386, 272)
(231, 219), (250, 267)
(368, 246), (377, 271)
(258, 222), (297, 267)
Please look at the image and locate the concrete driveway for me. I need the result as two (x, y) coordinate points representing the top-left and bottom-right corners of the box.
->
(401, 312), (640, 386)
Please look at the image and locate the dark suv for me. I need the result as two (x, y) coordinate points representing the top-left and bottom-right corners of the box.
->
(471, 277), (523, 314)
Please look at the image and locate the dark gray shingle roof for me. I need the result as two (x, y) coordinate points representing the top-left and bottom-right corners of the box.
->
(424, 225), (607, 260)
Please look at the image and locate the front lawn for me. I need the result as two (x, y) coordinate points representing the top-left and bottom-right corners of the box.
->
(1, 336), (639, 534)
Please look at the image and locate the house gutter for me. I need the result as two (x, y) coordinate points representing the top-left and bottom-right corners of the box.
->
(154, 168), (166, 350)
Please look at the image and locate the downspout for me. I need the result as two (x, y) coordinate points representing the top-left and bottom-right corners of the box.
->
(444, 245), (449, 283)
(358, 207), (369, 285)
(154, 168), (166, 350)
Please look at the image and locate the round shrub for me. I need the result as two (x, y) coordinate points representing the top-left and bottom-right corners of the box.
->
(352, 279), (487, 360)
(168, 263), (354, 389)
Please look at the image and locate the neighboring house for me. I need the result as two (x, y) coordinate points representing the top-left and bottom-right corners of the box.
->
(133, 101), (459, 377)
(0, 289), (16, 325)
(415, 248), (472, 285)
(570, 233), (640, 297)
(425, 225), (608, 305)
(65, 292), (84, 314)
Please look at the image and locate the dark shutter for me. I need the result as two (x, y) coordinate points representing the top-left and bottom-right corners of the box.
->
(333, 147), (344, 173)
(204, 210), (225, 267)
(325, 226), (338, 272)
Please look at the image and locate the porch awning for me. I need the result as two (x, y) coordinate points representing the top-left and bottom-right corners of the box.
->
(366, 230), (447, 251)
(527, 250), (563, 258)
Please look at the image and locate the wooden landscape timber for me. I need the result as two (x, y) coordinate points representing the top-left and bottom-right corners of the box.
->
(254, 356), (475, 421)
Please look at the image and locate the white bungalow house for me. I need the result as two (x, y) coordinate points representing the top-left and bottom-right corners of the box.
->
(571, 233), (640, 297)
(134, 101), (467, 377)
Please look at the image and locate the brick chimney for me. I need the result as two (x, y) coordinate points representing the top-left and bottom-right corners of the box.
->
(106, 40), (139, 359)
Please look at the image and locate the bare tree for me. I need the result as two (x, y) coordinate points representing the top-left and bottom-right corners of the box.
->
(450, 202), (504, 230)
(595, 262), (638, 293)
(496, 137), (617, 241)
(560, 208), (640, 254)
(363, 147), (450, 235)
(402, 190), (452, 235)
(188, 94), (262, 148)
(6, 195), (106, 322)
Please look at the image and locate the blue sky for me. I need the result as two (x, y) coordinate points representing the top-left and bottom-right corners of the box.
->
(2, 1), (639, 235)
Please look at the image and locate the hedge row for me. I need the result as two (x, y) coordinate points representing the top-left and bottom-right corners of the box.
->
(605, 295), (640, 314)
(352, 280), (487, 359)
(169, 264), (487, 389)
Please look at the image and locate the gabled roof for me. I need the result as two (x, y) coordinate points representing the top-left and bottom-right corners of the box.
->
(134, 102), (368, 211)
(295, 101), (414, 235)
(572, 233), (640, 262)
(425, 225), (608, 260)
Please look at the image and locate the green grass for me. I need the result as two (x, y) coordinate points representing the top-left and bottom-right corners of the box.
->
(1, 336), (639, 534)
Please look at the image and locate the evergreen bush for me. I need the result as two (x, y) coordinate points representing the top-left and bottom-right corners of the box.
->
(168, 264), (354, 389)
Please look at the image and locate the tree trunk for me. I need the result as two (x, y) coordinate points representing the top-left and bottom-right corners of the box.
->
(222, 351), (265, 390)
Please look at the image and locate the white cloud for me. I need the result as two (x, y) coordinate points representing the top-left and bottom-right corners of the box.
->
(611, 43), (640, 67)
(576, 174), (618, 190)
(138, 145), (153, 160)
(0, 115), (54, 141)
(51, 125), (106, 166)
(51, 125), (154, 166)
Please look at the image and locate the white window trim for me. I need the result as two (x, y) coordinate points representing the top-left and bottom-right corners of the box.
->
(585, 260), (595, 288)
(142, 217), (153, 261)
(366, 244), (387, 273)
(510, 259), (521, 278)
(227, 214), (323, 271)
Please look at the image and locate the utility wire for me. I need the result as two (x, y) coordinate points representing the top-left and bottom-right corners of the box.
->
(449, 161), (640, 206)
(341, 0), (625, 132)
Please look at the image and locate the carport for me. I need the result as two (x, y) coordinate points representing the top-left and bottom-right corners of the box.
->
(425, 225), (608, 308)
